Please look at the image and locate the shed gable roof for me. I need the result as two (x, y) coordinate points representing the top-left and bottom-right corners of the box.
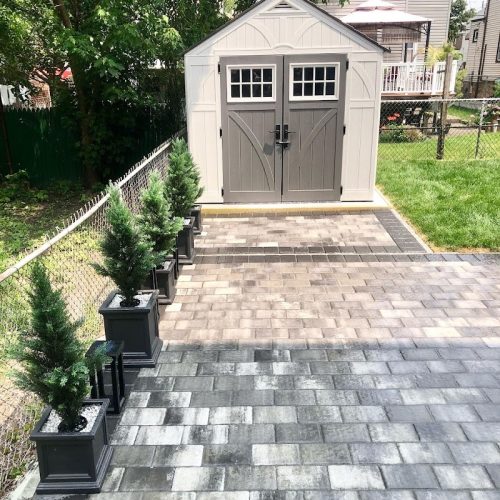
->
(184, 0), (389, 56)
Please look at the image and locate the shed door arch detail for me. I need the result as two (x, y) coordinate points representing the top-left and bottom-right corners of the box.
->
(221, 54), (346, 203)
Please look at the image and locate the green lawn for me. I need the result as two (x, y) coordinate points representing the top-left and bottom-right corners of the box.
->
(448, 105), (480, 122)
(378, 131), (500, 162)
(0, 182), (89, 272)
(377, 154), (500, 251)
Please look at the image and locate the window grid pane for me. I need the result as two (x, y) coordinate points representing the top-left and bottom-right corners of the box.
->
(291, 64), (338, 99)
(229, 66), (274, 101)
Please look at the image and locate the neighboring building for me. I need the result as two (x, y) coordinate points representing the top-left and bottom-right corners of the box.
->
(463, 0), (500, 97)
(321, 0), (458, 97)
(322, 0), (453, 63)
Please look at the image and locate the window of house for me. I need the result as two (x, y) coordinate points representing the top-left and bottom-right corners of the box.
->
(496, 34), (500, 63)
(227, 65), (276, 102)
(472, 28), (479, 42)
(289, 63), (339, 101)
(404, 42), (418, 62)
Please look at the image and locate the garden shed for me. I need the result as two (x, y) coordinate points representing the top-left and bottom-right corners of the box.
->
(184, 0), (388, 203)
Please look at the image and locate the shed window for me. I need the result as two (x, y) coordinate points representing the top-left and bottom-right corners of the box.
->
(472, 29), (479, 43)
(496, 34), (500, 63)
(290, 63), (339, 101)
(227, 65), (275, 102)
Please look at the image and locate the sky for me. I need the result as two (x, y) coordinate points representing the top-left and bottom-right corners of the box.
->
(468, 0), (485, 13)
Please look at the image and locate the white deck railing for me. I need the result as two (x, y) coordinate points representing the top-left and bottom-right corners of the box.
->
(382, 61), (458, 95)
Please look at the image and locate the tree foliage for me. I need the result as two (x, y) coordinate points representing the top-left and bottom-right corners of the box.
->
(9, 261), (104, 432)
(95, 185), (155, 306)
(448, 0), (475, 43)
(139, 171), (183, 266)
(0, 0), (183, 185)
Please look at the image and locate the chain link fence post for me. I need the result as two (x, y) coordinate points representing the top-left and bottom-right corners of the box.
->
(475, 98), (486, 159)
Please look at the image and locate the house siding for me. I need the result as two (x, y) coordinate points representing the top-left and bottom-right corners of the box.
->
(323, 0), (452, 62)
(466, 0), (500, 82)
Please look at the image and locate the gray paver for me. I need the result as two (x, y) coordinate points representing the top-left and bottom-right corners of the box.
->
(277, 466), (330, 490)
(433, 465), (494, 489)
(329, 465), (385, 489)
(382, 465), (439, 489)
(350, 443), (402, 464)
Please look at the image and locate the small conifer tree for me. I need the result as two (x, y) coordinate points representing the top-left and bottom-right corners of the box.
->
(139, 171), (183, 266)
(164, 138), (202, 218)
(10, 262), (104, 432)
(94, 185), (156, 306)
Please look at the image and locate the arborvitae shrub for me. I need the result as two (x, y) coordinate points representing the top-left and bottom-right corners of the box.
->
(94, 185), (155, 306)
(139, 171), (183, 266)
(10, 262), (105, 432)
(164, 138), (202, 218)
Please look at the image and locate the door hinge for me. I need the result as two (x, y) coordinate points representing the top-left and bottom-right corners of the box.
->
(343, 125), (346, 135)
(340, 185), (343, 195)
(219, 127), (223, 138)
(218, 63), (221, 74)
(221, 188), (224, 197)
(346, 60), (349, 71)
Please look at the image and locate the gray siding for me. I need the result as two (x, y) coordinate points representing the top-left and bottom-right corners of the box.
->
(466, 0), (500, 81)
(323, 0), (452, 62)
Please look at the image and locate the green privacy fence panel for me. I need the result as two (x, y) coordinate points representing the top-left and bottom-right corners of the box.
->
(0, 104), (185, 186)
(0, 108), (81, 185)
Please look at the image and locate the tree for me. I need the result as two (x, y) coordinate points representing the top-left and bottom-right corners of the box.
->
(0, 1), (182, 186)
(94, 185), (156, 307)
(448, 0), (475, 43)
(139, 171), (183, 266)
(10, 261), (103, 432)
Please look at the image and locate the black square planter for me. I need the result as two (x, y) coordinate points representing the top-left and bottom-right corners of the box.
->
(99, 290), (162, 368)
(30, 399), (112, 495)
(176, 216), (196, 265)
(191, 205), (203, 235)
(155, 259), (176, 305)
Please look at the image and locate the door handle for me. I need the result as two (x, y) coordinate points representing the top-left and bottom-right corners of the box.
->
(268, 125), (281, 141)
(283, 124), (294, 142)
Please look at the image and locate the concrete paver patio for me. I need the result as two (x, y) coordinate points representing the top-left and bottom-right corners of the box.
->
(93, 211), (500, 499)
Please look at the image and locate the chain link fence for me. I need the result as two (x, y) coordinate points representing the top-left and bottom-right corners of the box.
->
(379, 98), (500, 162)
(0, 131), (182, 498)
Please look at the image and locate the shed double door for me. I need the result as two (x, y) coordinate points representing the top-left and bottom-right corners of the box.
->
(221, 54), (346, 203)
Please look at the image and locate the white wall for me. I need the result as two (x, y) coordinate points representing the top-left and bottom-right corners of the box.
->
(185, 0), (383, 203)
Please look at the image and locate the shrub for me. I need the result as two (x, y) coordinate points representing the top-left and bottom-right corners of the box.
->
(380, 124), (425, 143)
(494, 80), (500, 98)
(139, 171), (183, 266)
(164, 138), (203, 218)
(94, 185), (155, 306)
(9, 262), (104, 432)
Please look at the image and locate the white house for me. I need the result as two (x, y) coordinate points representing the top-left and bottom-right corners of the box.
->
(184, 0), (387, 204)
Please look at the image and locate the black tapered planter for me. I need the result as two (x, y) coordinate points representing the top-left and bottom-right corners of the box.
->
(99, 290), (162, 368)
(190, 205), (203, 235)
(155, 259), (176, 305)
(142, 269), (156, 290)
(30, 399), (112, 495)
(176, 216), (196, 265)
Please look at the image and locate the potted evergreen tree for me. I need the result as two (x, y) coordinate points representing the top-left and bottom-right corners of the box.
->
(10, 262), (112, 494)
(139, 171), (183, 305)
(165, 138), (200, 264)
(96, 185), (161, 367)
(182, 140), (204, 235)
